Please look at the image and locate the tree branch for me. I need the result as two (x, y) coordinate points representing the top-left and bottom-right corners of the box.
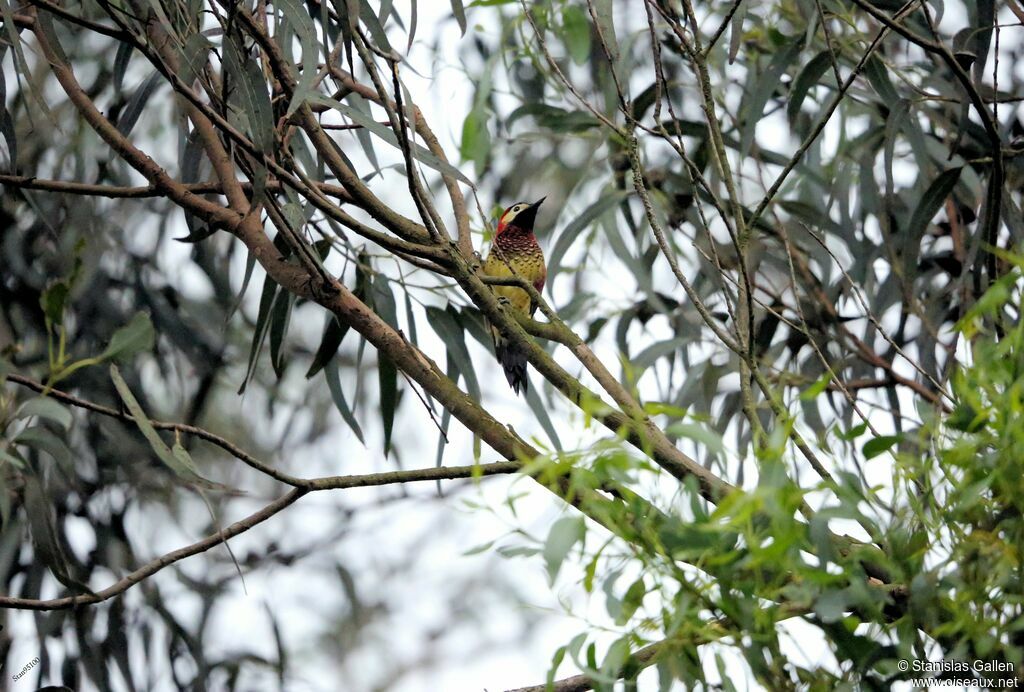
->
(0, 174), (353, 201)
(0, 488), (307, 611)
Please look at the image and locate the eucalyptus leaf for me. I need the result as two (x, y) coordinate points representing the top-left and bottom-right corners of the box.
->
(450, 0), (466, 35)
(325, 361), (366, 444)
(100, 312), (156, 362)
(110, 365), (206, 481)
(16, 397), (72, 430)
(115, 71), (163, 137)
(543, 515), (585, 583)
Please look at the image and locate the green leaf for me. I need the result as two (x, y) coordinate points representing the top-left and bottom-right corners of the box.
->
(947, 402), (989, 433)
(814, 589), (850, 623)
(864, 54), (899, 103)
(547, 645), (568, 687)
(617, 578), (646, 625)
(16, 397), (72, 430)
(115, 71), (163, 137)
(1, 0), (50, 132)
(378, 350), (399, 457)
(601, 636), (632, 677)
(425, 306), (480, 401)
(957, 268), (1017, 329)
(14, 426), (71, 470)
(307, 315), (350, 379)
(110, 364), (206, 481)
(325, 361), (366, 444)
(862, 434), (901, 460)
(787, 49), (832, 124)
(507, 103), (600, 132)
(543, 515), (585, 583)
(836, 422), (868, 441)
(904, 167), (963, 277)
(450, 0), (466, 35)
(370, 273), (399, 329)
(269, 290), (296, 379)
(228, 250), (258, 322)
(590, 0), (619, 65)
(171, 441), (197, 476)
(800, 372), (832, 400)
(277, 0), (321, 116)
(177, 130), (215, 242)
(459, 106), (490, 170)
(100, 312), (156, 362)
(239, 275), (279, 395)
(406, 0), (419, 50)
(359, 0), (394, 52)
(971, 0), (995, 81)
(23, 473), (89, 593)
(497, 545), (541, 558)
(632, 337), (686, 376)
(0, 449), (25, 469)
(345, 93), (382, 175)
(728, 0), (748, 63)
(525, 379), (563, 452)
(40, 281), (69, 327)
(223, 37), (275, 154)
(778, 200), (843, 236)
(562, 6), (591, 65)
(462, 539), (494, 556)
(177, 33), (212, 92)
(667, 422), (726, 460)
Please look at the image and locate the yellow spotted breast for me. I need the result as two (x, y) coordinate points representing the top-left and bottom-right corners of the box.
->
(482, 229), (546, 315)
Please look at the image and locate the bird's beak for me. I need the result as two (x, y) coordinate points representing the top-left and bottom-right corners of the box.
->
(517, 197), (546, 230)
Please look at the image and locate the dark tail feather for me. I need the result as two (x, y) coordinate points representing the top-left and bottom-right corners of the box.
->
(494, 336), (528, 396)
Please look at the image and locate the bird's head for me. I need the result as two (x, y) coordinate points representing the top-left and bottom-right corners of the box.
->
(497, 197), (546, 235)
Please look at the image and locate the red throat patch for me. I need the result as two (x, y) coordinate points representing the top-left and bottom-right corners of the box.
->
(496, 207), (513, 235)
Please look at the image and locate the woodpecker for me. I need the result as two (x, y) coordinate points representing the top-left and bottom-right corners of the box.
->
(481, 197), (547, 396)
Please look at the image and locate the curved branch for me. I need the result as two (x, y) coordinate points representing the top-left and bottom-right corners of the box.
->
(0, 174), (354, 201)
(0, 454), (521, 611)
(0, 488), (307, 611)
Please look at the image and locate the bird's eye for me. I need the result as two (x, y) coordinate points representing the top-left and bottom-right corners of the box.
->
(514, 205), (522, 212)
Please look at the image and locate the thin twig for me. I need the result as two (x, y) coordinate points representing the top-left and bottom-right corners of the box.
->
(0, 460), (522, 610)
(746, 7), (903, 230)
(6, 373), (309, 486)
